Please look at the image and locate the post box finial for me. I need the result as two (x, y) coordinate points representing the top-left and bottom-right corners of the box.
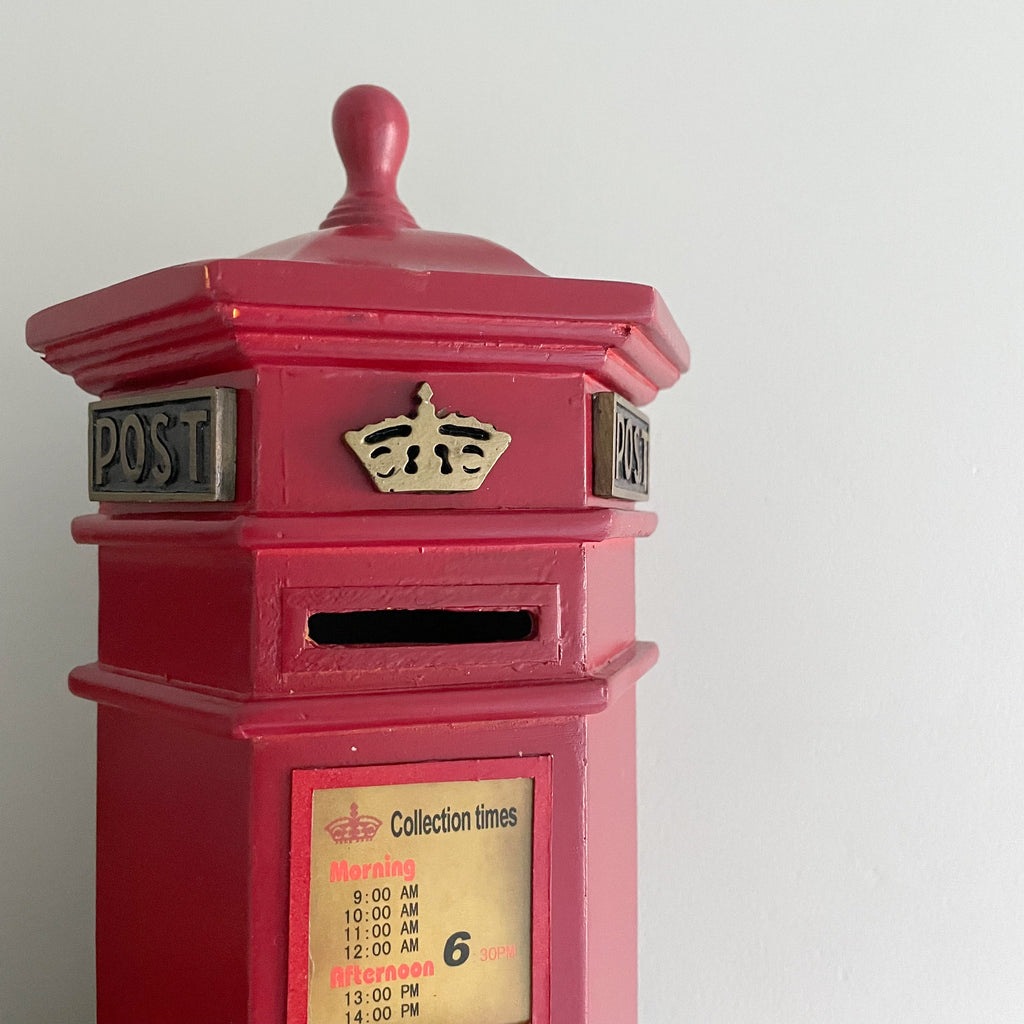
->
(320, 84), (418, 232)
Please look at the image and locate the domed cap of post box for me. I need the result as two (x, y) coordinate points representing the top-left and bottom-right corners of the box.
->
(246, 85), (543, 276)
(27, 85), (689, 405)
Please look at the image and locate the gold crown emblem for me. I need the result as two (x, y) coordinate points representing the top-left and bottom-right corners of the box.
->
(325, 803), (383, 844)
(345, 383), (511, 493)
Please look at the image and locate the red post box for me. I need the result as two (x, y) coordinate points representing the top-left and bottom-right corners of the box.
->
(27, 85), (689, 1024)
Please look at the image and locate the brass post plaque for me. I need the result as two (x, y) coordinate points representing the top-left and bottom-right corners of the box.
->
(88, 387), (236, 501)
(290, 759), (550, 1024)
(592, 391), (650, 501)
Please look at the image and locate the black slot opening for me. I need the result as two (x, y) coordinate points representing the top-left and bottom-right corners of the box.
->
(307, 609), (536, 647)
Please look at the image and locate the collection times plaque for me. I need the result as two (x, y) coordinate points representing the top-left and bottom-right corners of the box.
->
(289, 759), (551, 1024)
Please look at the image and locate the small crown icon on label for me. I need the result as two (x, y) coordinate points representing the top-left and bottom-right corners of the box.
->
(325, 803), (383, 844)
(345, 382), (511, 493)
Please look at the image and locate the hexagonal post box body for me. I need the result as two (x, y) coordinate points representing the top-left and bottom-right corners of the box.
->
(27, 87), (688, 1024)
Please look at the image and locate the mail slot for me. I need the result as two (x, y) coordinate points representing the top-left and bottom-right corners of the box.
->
(27, 85), (689, 1024)
(306, 609), (537, 646)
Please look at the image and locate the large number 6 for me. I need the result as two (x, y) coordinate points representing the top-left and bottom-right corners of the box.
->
(443, 931), (471, 967)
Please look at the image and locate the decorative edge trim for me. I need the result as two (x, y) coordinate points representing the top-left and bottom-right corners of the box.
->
(67, 642), (659, 739)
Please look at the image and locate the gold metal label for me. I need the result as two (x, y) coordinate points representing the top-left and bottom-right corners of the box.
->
(88, 387), (236, 501)
(295, 765), (538, 1024)
(345, 383), (511, 493)
(592, 391), (650, 500)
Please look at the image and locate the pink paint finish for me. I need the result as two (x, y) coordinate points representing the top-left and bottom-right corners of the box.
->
(28, 85), (688, 1024)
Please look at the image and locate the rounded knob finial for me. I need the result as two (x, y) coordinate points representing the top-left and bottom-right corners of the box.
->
(320, 85), (418, 231)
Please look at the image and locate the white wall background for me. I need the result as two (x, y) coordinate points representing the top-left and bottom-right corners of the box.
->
(2, 2), (1022, 1021)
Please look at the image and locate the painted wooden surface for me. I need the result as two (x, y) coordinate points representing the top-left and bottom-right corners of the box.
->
(28, 85), (686, 1024)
